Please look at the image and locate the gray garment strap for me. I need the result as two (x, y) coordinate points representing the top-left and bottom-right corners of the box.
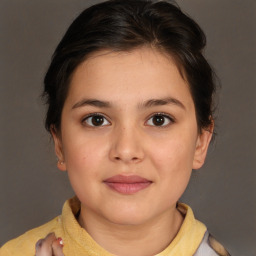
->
(193, 231), (222, 256)
(193, 230), (231, 256)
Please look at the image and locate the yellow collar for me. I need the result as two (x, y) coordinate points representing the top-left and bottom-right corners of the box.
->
(61, 197), (206, 256)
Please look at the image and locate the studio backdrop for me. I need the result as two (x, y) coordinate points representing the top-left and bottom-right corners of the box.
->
(0, 1), (255, 255)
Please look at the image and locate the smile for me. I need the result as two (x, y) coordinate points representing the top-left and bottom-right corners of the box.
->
(103, 175), (152, 195)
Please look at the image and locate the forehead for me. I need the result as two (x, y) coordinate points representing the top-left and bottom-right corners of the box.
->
(66, 47), (194, 109)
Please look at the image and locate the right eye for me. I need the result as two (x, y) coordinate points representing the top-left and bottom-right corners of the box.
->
(83, 114), (110, 127)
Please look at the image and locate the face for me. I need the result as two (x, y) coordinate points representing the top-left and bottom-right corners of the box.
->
(53, 47), (212, 226)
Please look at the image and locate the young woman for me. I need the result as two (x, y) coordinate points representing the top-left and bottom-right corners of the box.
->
(1, 0), (230, 255)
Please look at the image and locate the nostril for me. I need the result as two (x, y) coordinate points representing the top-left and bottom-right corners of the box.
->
(114, 156), (139, 162)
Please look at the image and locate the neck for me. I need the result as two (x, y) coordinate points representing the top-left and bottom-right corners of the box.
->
(78, 205), (184, 256)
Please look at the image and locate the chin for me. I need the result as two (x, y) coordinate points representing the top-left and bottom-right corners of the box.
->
(104, 207), (153, 226)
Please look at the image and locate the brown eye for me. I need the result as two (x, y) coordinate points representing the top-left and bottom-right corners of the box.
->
(152, 115), (165, 126)
(84, 114), (110, 127)
(146, 114), (173, 127)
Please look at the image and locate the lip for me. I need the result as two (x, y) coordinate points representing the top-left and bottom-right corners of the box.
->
(103, 175), (152, 195)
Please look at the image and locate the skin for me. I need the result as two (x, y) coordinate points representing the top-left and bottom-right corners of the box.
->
(37, 47), (213, 256)
(35, 233), (64, 256)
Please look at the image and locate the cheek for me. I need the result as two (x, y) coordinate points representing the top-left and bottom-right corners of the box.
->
(150, 136), (196, 198)
(62, 135), (108, 179)
(151, 137), (196, 172)
(62, 137), (108, 204)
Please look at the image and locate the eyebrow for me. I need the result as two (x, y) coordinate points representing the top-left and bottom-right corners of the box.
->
(72, 97), (185, 110)
(139, 97), (185, 110)
(72, 99), (111, 109)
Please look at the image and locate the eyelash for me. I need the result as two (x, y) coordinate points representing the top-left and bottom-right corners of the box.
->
(81, 112), (175, 128)
(146, 112), (175, 128)
(82, 112), (110, 127)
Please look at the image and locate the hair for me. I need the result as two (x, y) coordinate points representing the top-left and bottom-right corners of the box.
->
(43, 0), (216, 134)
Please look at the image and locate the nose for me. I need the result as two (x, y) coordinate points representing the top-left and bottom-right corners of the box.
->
(109, 125), (145, 164)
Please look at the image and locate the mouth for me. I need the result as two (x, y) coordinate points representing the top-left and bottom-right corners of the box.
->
(103, 175), (152, 195)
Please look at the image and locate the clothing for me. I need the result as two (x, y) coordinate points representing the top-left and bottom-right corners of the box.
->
(0, 197), (230, 256)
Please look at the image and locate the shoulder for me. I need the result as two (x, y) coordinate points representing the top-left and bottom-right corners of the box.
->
(0, 216), (61, 256)
(194, 231), (231, 256)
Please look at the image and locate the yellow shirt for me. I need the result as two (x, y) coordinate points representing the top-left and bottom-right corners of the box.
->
(0, 197), (207, 256)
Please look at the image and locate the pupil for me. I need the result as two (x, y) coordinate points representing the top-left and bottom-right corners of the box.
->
(92, 116), (104, 126)
(153, 115), (164, 126)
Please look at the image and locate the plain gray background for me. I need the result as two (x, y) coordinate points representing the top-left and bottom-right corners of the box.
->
(0, 1), (255, 255)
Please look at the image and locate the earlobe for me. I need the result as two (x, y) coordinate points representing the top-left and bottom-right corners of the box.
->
(50, 125), (67, 171)
(192, 122), (214, 170)
(57, 159), (66, 171)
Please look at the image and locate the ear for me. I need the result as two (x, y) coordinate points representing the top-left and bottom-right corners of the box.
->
(50, 125), (67, 171)
(192, 121), (214, 170)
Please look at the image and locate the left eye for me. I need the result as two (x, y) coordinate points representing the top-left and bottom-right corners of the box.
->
(146, 114), (173, 127)
(83, 114), (110, 127)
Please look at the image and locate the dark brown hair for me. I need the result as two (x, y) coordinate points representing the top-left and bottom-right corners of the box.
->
(43, 0), (216, 133)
